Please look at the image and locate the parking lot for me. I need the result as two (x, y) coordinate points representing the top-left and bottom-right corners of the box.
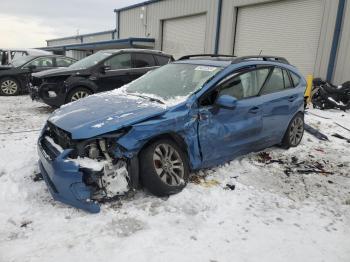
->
(0, 95), (349, 262)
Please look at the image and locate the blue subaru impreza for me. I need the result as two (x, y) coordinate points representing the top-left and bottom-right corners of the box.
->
(37, 55), (306, 213)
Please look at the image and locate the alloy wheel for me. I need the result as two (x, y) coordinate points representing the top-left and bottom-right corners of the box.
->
(289, 117), (304, 146)
(70, 91), (90, 101)
(153, 143), (185, 186)
(1, 80), (18, 95)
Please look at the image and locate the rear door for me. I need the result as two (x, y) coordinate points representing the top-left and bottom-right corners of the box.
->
(198, 67), (270, 166)
(259, 67), (302, 145)
(129, 53), (159, 81)
(55, 57), (76, 68)
(94, 53), (132, 91)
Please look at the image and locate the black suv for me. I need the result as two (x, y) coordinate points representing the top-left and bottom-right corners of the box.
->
(30, 49), (173, 107)
(0, 55), (76, 96)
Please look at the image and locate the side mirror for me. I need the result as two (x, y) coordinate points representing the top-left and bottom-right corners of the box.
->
(215, 95), (238, 110)
(100, 65), (111, 73)
(27, 65), (37, 71)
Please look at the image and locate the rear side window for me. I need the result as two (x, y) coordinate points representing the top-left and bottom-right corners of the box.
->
(56, 57), (75, 67)
(260, 67), (285, 95)
(155, 55), (171, 66)
(133, 53), (156, 68)
(283, 69), (293, 89)
(290, 72), (300, 87)
(104, 53), (131, 70)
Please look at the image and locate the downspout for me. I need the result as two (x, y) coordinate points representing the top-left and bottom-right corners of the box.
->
(114, 9), (121, 39)
(214, 0), (223, 54)
(326, 0), (346, 81)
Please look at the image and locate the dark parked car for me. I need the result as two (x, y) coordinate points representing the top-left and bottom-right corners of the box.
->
(37, 54), (306, 213)
(30, 49), (174, 107)
(0, 55), (76, 96)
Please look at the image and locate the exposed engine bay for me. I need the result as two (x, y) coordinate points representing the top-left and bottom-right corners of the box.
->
(43, 123), (131, 202)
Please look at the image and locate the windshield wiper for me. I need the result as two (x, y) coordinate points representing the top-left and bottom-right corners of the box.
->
(128, 93), (165, 104)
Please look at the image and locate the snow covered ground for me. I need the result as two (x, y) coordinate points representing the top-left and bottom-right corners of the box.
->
(0, 95), (349, 262)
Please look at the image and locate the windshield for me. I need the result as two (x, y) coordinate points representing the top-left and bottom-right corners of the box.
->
(125, 63), (222, 100)
(11, 56), (33, 67)
(68, 51), (112, 70)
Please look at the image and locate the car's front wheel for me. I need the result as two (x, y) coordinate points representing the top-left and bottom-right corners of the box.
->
(66, 87), (92, 103)
(140, 139), (189, 196)
(0, 77), (20, 96)
(282, 113), (304, 148)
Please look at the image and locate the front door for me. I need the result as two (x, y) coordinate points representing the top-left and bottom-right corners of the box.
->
(197, 67), (271, 166)
(129, 53), (159, 81)
(94, 53), (132, 92)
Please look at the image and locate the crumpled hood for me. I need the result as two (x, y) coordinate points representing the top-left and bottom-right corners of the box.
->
(48, 92), (167, 139)
(33, 67), (84, 78)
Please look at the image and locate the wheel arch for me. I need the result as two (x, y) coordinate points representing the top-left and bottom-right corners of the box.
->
(65, 85), (94, 103)
(138, 132), (190, 161)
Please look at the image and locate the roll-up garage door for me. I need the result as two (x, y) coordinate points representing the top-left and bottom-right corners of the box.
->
(162, 14), (206, 59)
(234, 0), (324, 76)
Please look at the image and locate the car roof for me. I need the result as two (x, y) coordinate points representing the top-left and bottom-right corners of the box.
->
(26, 55), (74, 59)
(174, 59), (232, 67)
(98, 48), (172, 57)
(174, 55), (291, 68)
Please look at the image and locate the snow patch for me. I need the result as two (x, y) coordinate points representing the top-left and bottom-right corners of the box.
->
(45, 136), (63, 153)
(92, 122), (105, 128)
(68, 157), (105, 171)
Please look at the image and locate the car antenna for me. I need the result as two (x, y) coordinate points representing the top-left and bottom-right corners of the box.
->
(258, 50), (263, 56)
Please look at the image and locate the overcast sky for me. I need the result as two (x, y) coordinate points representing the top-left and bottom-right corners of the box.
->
(0, 0), (144, 48)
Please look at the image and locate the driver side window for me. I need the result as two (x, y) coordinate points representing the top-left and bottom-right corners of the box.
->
(200, 67), (271, 106)
(26, 57), (53, 68)
(218, 68), (270, 99)
(104, 53), (131, 70)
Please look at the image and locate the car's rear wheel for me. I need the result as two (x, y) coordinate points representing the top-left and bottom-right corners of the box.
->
(0, 77), (20, 96)
(66, 87), (92, 103)
(140, 139), (189, 196)
(282, 113), (304, 148)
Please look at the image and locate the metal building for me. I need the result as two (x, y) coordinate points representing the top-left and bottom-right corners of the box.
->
(43, 0), (349, 83)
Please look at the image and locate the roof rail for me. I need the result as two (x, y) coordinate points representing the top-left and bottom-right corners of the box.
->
(178, 54), (237, 60)
(232, 56), (290, 65)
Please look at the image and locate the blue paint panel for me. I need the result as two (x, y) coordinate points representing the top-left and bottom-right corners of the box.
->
(38, 146), (100, 213)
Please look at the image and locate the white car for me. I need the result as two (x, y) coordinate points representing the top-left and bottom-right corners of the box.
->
(0, 48), (52, 65)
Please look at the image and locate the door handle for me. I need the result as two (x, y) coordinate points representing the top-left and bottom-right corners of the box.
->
(248, 106), (260, 114)
(288, 96), (296, 102)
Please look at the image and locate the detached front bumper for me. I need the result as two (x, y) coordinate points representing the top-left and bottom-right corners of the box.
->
(29, 82), (66, 107)
(38, 138), (100, 213)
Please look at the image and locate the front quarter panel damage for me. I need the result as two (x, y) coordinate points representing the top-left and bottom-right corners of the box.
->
(116, 100), (202, 170)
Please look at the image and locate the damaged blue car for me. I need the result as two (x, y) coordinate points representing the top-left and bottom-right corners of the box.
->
(38, 55), (306, 213)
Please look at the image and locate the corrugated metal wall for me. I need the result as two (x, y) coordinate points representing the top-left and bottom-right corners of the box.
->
(233, 0), (325, 77)
(219, 0), (340, 79)
(334, 0), (350, 84)
(47, 37), (81, 47)
(47, 32), (114, 47)
(82, 33), (113, 43)
(119, 0), (218, 52)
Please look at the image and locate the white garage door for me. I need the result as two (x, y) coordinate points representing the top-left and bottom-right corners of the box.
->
(162, 14), (206, 59)
(234, 0), (324, 76)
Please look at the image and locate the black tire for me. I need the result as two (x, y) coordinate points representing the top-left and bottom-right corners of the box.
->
(139, 138), (190, 196)
(281, 112), (304, 149)
(66, 87), (92, 103)
(0, 77), (20, 96)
